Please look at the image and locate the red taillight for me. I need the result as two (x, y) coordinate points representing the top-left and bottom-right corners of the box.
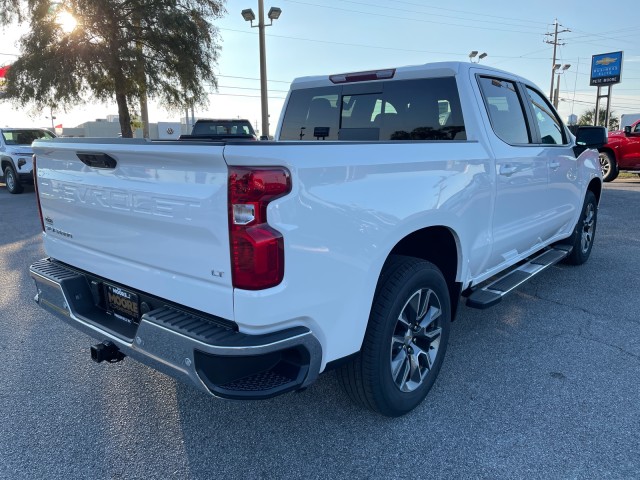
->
(33, 154), (45, 232)
(228, 167), (291, 290)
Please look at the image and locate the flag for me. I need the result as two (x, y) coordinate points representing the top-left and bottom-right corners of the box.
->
(0, 65), (9, 97)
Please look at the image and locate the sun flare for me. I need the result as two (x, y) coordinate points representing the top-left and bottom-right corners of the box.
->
(57, 11), (78, 34)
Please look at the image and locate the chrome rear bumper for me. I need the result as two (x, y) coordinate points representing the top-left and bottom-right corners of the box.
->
(30, 258), (322, 399)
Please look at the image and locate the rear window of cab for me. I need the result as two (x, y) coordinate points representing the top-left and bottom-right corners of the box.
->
(279, 77), (466, 142)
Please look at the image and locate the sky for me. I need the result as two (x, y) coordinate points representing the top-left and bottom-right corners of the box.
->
(1, 0), (639, 133)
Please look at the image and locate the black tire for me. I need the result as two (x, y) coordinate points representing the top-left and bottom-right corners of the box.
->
(564, 190), (597, 265)
(4, 164), (23, 194)
(599, 151), (618, 182)
(337, 255), (451, 417)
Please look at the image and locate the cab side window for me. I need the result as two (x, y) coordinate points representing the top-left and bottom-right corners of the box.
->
(478, 77), (530, 145)
(526, 87), (566, 145)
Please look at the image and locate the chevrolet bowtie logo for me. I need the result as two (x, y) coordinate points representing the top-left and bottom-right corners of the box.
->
(596, 57), (617, 66)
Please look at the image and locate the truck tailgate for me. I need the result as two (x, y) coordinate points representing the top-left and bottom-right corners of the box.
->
(32, 139), (234, 321)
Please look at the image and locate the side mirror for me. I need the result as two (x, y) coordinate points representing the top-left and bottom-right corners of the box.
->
(575, 126), (607, 148)
(624, 126), (632, 135)
(573, 126), (607, 157)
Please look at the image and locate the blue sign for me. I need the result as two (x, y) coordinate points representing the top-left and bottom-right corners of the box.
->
(590, 51), (623, 86)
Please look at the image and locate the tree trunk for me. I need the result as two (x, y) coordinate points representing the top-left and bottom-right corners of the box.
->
(116, 91), (133, 138)
(140, 83), (150, 139)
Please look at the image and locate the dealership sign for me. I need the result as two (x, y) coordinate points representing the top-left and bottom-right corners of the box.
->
(590, 51), (623, 86)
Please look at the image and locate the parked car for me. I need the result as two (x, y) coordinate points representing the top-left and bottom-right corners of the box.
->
(1, 127), (56, 193)
(598, 120), (640, 181)
(179, 118), (258, 141)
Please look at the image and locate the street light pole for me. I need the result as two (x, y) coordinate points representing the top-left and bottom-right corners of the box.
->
(257, 0), (269, 140)
(553, 64), (570, 109)
(468, 51), (488, 63)
(242, 3), (281, 140)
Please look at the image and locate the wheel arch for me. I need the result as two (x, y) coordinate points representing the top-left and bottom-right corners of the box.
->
(385, 226), (462, 320)
(598, 146), (616, 161)
(1, 156), (15, 171)
(587, 177), (602, 204)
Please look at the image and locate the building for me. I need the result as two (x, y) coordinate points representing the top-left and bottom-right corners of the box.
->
(60, 117), (189, 139)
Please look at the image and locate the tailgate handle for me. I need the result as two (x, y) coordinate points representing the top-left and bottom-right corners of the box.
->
(76, 152), (117, 169)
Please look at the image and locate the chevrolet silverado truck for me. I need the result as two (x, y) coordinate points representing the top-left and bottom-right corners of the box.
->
(1, 127), (55, 193)
(598, 119), (640, 181)
(29, 62), (607, 417)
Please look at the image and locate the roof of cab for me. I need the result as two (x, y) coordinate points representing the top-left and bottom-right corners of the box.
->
(289, 61), (531, 91)
(0, 127), (53, 131)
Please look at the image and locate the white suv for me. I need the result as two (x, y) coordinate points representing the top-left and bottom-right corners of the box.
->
(1, 128), (56, 193)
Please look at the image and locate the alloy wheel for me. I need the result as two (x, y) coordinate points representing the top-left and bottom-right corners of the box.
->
(581, 203), (595, 254)
(5, 170), (15, 191)
(598, 153), (610, 178)
(390, 287), (443, 393)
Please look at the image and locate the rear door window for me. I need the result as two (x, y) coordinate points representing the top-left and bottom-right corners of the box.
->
(279, 77), (465, 141)
(477, 76), (530, 145)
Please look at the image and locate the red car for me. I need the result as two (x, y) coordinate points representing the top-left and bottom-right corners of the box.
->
(599, 120), (640, 181)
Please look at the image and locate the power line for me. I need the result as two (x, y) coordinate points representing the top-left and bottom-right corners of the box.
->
(280, 0), (546, 36)
(217, 74), (290, 84)
(568, 26), (638, 43)
(383, 0), (550, 26)
(567, 93), (640, 107)
(560, 98), (640, 112)
(216, 84), (289, 93)
(220, 27), (462, 56)
(324, 0), (544, 32)
(573, 88), (640, 92)
(208, 92), (286, 100)
(221, 27), (553, 60)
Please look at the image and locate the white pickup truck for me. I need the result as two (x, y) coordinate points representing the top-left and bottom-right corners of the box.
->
(30, 62), (606, 416)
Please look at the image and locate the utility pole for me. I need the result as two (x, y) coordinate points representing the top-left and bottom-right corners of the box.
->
(545, 19), (570, 102)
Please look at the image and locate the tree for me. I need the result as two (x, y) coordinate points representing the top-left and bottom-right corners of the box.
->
(577, 107), (620, 131)
(0, 0), (226, 137)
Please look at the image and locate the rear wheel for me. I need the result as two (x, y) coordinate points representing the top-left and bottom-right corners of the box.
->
(564, 190), (597, 265)
(4, 165), (23, 194)
(599, 151), (618, 182)
(337, 255), (451, 417)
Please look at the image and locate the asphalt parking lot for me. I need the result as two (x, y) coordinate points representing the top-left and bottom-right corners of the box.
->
(1, 178), (639, 479)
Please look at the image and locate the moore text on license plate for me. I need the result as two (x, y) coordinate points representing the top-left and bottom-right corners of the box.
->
(105, 284), (140, 324)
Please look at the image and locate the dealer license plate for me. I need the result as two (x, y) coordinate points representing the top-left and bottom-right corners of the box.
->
(105, 284), (140, 324)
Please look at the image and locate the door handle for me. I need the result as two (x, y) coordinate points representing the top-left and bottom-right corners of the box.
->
(499, 164), (517, 176)
(549, 161), (560, 170)
(76, 152), (117, 169)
